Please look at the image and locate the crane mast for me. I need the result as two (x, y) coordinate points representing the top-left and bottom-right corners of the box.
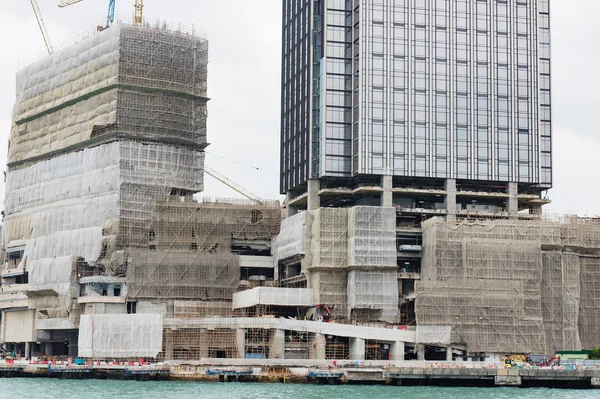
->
(29, 0), (54, 54)
(134, 0), (143, 26)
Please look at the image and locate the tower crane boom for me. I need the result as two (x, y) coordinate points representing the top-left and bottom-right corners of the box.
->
(204, 165), (264, 205)
(29, 0), (54, 54)
(59, 0), (140, 29)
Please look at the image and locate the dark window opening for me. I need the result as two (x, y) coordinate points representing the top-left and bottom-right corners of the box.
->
(127, 302), (137, 314)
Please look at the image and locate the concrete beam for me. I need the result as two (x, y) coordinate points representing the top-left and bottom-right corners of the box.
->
(381, 176), (393, 207)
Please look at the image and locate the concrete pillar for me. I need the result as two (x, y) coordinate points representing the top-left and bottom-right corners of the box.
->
(165, 334), (174, 360)
(446, 347), (453, 362)
(236, 328), (246, 359)
(25, 342), (31, 359)
(389, 341), (405, 361)
(269, 329), (285, 359)
(307, 179), (320, 211)
(349, 338), (365, 360)
(311, 333), (326, 360)
(286, 192), (298, 217)
(445, 179), (457, 221)
(381, 175), (393, 207)
(507, 182), (518, 219)
(416, 344), (425, 361)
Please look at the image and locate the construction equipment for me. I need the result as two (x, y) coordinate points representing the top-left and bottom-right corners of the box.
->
(59, 0), (116, 30)
(133, 0), (143, 25)
(305, 304), (332, 322)
(540, 356), (561, 367)
(59, 0), (143, 29)
(502, 354), (527, 368)
(29, 0), (54, 54)
(204, 165), (264, 205)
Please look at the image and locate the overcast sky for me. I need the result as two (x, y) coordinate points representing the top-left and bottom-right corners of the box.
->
(0, 1), (598, 216)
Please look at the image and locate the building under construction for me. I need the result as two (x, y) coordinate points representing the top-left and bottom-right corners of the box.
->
(1, 18), (600, 362)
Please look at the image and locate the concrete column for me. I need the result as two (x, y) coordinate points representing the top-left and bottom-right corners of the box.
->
(269, 329), (285, 359)
(381, 175), (393, 207)
(236, 328), (246, 359)
(445, 179), (457, 221)
(286, 192), (298, 217)
(349, 338), (365, 360)
(165, 334), (174, 360)
(389, 341), (405, 361)
(311, 333), (326, 360)
(25, 342), (31, 359)
(446, 347), (453, 362)
(307, 179), (320, 211)
(416, 344), (425, 361)
(507, 182), (518, 218)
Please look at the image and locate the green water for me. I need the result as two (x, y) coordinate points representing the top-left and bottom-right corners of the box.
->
(0, 379), (596, 399)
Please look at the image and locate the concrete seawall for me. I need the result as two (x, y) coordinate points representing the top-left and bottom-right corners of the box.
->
(167, 360), (600, 388)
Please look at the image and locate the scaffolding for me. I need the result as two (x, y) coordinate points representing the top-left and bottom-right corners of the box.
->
(416, 217), (600, 354)
(273, 206), (400, 323)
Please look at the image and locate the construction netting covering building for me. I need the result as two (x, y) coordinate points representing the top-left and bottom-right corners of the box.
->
(416, 217), (600, 354)
(273, 206), (399, 323)
(1, 22), (282, 359)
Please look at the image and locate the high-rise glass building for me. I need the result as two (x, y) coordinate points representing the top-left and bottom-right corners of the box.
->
(281, 0), (551, 213)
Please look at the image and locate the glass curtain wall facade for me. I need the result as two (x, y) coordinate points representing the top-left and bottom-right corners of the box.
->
(281, 0), (551, 194)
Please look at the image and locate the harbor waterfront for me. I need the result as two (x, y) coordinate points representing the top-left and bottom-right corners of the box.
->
(0, 379), (598, 399)
(1, 359), (600, 389)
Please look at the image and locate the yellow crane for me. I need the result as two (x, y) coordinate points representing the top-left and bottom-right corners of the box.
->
(29, 0), (54, 55)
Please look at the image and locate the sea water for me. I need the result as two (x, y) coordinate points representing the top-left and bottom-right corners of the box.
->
(0, 379), (597, 399)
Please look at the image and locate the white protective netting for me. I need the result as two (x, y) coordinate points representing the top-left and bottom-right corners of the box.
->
(347, 206), (397, 267)
(347, 270), (398, 323)
(78, 314), (163, 358)
(232, 287), (313, 309)
(9, 24), (208, 164)
(3, 23), (209, 346)
(272, 211), (307, 263)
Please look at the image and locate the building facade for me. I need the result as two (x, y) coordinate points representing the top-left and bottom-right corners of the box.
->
(281, 0), (551, 214)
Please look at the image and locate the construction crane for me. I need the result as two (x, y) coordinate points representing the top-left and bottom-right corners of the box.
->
(58, 0), (142, 29)
(29, 0), (54, 54)
(133, 0), (143, 25)
(204, 165), (263, 205)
